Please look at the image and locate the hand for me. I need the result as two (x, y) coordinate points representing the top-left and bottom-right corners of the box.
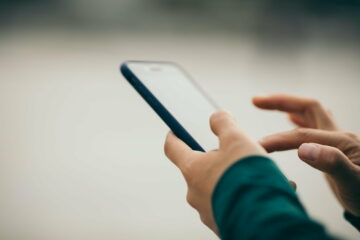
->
(254, 94), (360, 217)
(164, 110), (265, 233)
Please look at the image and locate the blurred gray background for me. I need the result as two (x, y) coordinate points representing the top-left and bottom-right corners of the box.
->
(1, 0), (360, 239)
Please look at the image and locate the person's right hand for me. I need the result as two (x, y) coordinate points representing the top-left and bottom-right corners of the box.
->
(253, 94), (360, 217)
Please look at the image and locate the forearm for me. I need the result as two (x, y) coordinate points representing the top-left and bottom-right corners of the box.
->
(212, 156), (337, 240)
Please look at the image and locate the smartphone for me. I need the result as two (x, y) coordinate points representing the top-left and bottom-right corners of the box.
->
(120, 61), (219, 152)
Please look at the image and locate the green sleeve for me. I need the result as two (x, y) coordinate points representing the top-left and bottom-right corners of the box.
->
(344, 211), (360, 232)
(212, 155), (338, 240)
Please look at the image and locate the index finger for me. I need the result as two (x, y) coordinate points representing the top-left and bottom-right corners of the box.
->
(253, 94), (338, 130)
(252, 94), (317, 113)
(260, 128), (348, 153)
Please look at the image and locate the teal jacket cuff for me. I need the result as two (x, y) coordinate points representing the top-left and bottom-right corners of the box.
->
(212, 155), (336, 240)
(344, 211), (360, 232)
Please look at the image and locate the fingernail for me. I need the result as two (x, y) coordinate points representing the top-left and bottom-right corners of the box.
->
(299, 143), (320, 161)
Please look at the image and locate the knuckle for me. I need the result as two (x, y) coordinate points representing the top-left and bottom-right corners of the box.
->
(321, 146), (349, 175)
(163, 139), (172, 157)
(181, 162), (192, 177)
(186, 192), (196, 208)
(327, 147), (342, 160)
(342, 131), (358, 140)
(181, 159), (197, 179)
(199, 215), (208, 226)
(326, 150), (344, 174)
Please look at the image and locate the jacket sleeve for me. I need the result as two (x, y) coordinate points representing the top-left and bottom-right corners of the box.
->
(344, 211), (360, 232)
(212, 155), (339, 240)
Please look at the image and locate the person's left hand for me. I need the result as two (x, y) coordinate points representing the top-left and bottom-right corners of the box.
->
(164, 110), (266, 233)
(253, 94), (360, 217)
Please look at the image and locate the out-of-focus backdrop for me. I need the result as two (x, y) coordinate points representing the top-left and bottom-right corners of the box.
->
(1, 1), (359, 239)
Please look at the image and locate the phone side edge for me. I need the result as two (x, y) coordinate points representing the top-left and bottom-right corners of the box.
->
(120, 62), (205, 152)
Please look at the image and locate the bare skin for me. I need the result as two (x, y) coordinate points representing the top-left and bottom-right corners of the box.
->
(164, 95), (360, 235)
(164, 110), (265, 233)
(254, 94), (360, 217)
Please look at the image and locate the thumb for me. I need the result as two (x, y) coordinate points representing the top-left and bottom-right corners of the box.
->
(298, 143), (353, 180)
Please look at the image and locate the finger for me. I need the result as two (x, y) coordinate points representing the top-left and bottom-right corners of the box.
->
(298, 143), (355, 181)
(253, 94), (316, 113)
(164, 132), (193, 169)
(253, 94), (338, 130)
(210, 110), (242, 149)
(260, 128), (348, 153)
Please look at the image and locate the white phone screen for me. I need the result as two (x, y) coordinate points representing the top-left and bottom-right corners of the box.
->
(127, 62), (219, 151)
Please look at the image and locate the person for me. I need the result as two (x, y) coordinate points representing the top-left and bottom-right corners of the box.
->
(164, 94), (360, 240)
